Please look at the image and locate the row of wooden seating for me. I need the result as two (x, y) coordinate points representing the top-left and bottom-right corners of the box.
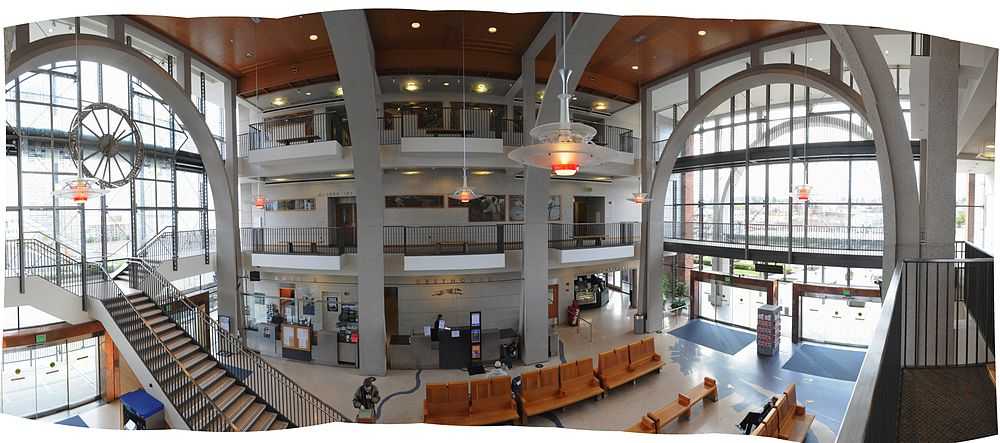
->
(518, 357), (605, 423)
(751, 384), (814, 442)
(624, 377), (718, 433)
(423, 375), (519, 425)
(596, 336), (665, 391)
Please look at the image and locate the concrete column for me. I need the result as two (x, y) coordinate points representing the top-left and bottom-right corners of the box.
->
(639, 84), (664, 331)
(218, 74), (243, 334)
(917, 37), (959, 258)
(323, 11), (386, 375)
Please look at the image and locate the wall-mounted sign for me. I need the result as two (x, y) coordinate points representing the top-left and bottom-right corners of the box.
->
(754, 263), (784, 274)
(431, 288), (464, 297)
(219, 315), (231, 333)
(326, 296), (339, 312)
(35, 334), (46, 344)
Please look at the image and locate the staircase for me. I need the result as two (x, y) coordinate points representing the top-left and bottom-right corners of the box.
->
(6, 238), (350, 430)
(101, 283), (289, 431)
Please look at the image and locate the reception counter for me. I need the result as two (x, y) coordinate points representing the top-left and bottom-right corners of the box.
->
(388, 327), (517, 370)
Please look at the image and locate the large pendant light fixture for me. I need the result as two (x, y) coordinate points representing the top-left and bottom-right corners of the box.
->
(451, 12), (480, 203)
(626, 37), (649, 204)
(508, 13), (609, 176)
(251, 18), (267, 210)
(791, 44), (812, 202)
(54, 21), (108, 205)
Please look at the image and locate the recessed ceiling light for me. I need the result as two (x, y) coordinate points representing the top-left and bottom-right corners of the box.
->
(273, 178), (289, 182)
(471, 170), (493, 176)
(404, 80), (420, 92)
(592, 101), (609, 111)
(536, 90), (545, 100)
(592, 176), (610, 181)
(697, 30), (707, 36)
(304, 91), (312, 96)
(245, 51), (255, 58)
(473, 82), (489, 94)
(884, 49), (890, 54)
(571, 96), (578, 101)
(308, 34), (319, 41)
(335, 86), (344, 96)
(488, 27), (498, 34)
(410, 22), (421, 29)
(400, 170), (422, 175)
(334, 172), (353, 178)
(271, 97), (287, 106)
(631, 65), (639, 70)
(443, 82), (450, 86)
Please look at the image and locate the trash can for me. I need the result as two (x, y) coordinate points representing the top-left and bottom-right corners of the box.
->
(120, 389), (165, 430)
(633, 314), (646, 334)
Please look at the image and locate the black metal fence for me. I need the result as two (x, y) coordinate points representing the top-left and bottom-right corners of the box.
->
(246, 227), (355, 255)
(548, 222), (639, 250)
(588, 121), (638, 154)
(239, 111), (350, 155)
(383, 224), (523, 256)
(663, 221), (883, 254)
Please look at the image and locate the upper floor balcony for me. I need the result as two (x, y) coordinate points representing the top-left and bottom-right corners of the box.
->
(236, 108), (639, 177)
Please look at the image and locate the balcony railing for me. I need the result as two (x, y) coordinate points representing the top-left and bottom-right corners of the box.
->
(238, 111), (350, 156)
(836, 243), (994, 442)
(238, 108), (638, 157)
(383, 224), (523, 256)
(663, 221), (883, 255)
(245, 227), (355, 255)
(548, 222), (640, 250)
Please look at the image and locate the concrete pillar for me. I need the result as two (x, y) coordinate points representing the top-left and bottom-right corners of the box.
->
(639, 84), (664, 331)
(323, 11), (386, 375)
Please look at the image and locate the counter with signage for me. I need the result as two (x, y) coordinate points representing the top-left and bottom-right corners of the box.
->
(388, 325), (517, 370)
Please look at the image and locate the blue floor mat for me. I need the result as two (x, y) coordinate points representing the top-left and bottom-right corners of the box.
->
(56, 415), (88, 427)
(782, 344), (866, 382)
(668, 320), (756, 355)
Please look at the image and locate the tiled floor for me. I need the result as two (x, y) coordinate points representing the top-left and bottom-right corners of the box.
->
(38, 400), (121, 429)
(263, 289), (857, 442)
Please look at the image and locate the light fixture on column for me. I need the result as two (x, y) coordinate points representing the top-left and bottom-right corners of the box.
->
(790, 44), (813, 202)
(254, 180), (266, 209)
(627, 192), (651, 204)
(977, 144), (995, 160)
(451, 12), (480, 204)
(508, 13), (609, 177)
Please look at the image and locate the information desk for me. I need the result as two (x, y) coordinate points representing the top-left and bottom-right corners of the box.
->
(388, 327), (517, 370)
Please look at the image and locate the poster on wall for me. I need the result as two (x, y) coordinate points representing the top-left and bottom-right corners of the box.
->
(385, 195), (444, 208)
(468, 194), (506, 222)
(508, 195), (524, 221)
(265, 198), (315, 211)
(326, 296), (339, 312)
(548, 195), (562, 221)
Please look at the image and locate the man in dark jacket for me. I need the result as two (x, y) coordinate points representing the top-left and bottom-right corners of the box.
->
(738, 396), (778, 434)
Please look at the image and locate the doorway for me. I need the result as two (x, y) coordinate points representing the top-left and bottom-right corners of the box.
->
(327, 197), (357, 249)
(384, 287), (399, 338)
(573, 196), (605, 237)
(548, 284), (559, 320)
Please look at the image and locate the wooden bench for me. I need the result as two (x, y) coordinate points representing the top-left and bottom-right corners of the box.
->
(627, 336), (665, 377)
(748, 384), (814, 442)
(424, 376), (519, 426)
(424, 381), (471, 425)
(277, 134), (321, 145)
(625, 377), (718, 434)
(518, 358), (604, 423)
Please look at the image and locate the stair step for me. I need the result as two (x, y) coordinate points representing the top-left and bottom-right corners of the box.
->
(163, 336), (192, 352)
(146, 315), (169, 326)
(205, 376), (237, 399)
(139, 307), (161, 318)
(249, 411), (278, 432)
(134, 302), (155, 311)
(269, 420), (289, 431)
(152, 323), (175, 334)
(222, 392), (255, 422)
(233, 403), (266, 431)
(173, 343), (201, 360)
(216, 385), (248, 412)
(159, 329), (185, 342)
(188, 360), (218, 380)
(179, 352), (210, 369)
(195, 368), (227, 389)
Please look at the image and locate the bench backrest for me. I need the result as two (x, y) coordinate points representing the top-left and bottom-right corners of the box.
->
(777, 385), (796, 423)
(425, 381), (470, 417)
(753, 409), (779, 437)
(560, 358), (596, 392)
(628, 337), (657, 365)
(521, 366), (560, 402)
(598, 346), (630, 375)
(470, 376), (512, 414)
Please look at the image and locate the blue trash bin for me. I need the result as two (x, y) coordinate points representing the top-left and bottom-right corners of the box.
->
(120, 389), (166, 430)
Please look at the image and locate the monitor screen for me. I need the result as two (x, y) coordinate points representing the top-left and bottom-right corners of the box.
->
(470, 311), (481, 326)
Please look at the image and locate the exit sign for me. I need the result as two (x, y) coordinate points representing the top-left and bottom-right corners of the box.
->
(35, 334), (46, 344)
(842, 289), (851, 296)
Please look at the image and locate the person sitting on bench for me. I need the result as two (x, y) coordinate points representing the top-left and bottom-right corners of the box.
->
(738, 397), (777, 434)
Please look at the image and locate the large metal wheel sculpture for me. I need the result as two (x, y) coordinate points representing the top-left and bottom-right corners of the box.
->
(68, 102), (144, 188)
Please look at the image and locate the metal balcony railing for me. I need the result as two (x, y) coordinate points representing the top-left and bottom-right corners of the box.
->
(383, 224), (523, 256)
(548, 222), (640, 250)
(245, 227), (355, 255)
(663, 221), (883, 255)
(238, 111), (350, 156)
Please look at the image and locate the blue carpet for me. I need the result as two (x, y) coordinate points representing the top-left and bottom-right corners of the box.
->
(782, 344), (866, 382)
(668, 320), (756, 355)
(56, 415), (88, 427)
(222, 363), (252, 382)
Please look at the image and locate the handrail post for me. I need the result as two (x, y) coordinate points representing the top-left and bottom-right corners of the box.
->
(496, 224), (504, 253)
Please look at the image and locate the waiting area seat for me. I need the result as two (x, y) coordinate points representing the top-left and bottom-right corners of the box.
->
(750, 384), (815, 442)
(423, 376), (519, 425)
(597, 337), (664, 391)
(625, 377), (718, 433)
(518, 357), (604, 423)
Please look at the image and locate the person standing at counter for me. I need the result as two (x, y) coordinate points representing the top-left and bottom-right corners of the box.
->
(431, 314), (445, 341)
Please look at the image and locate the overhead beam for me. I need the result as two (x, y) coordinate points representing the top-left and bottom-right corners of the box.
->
(957, 50), (997, 153)
(322, 10), (387, 376)
(536, 14), (619, 125)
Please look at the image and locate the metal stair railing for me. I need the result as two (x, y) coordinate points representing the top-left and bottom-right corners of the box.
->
(5, 238), (104, 293)
(127, 257), (351, 427)
(94, 267), (239, 431)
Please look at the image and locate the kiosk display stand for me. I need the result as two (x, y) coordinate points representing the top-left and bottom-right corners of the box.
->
(756, 304), (781, 356)
(470, 311), (482, 362)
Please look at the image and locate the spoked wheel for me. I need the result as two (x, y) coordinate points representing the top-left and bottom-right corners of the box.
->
(68, 102), (144, 189)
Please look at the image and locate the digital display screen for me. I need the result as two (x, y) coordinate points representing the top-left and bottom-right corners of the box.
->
(470, 312), (481, 326)
(471, 344), (481, 359)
